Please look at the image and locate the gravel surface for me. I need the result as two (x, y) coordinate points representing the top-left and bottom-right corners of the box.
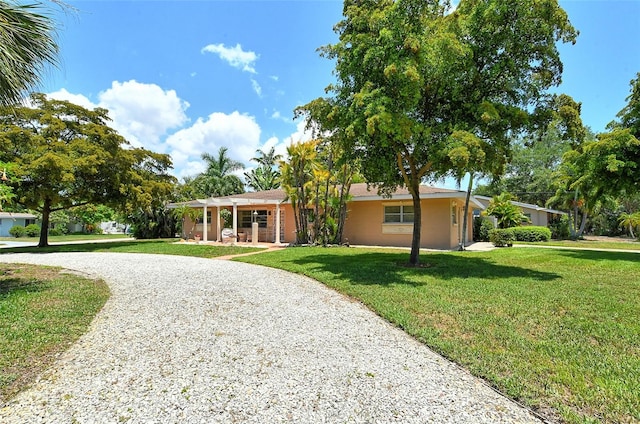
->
(0, 252), (543, 423)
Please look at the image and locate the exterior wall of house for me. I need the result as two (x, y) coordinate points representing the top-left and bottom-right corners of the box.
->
(0, 217), (33, 237)
(524, 210), (548, 227)
(342, 198), (464, 250)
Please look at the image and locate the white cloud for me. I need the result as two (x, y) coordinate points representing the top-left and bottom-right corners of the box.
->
(271, 110), (291, 123)
(97, 80), (190, 149)
(47, 89), (97, 110)
(201, 43), (258, 74)
(269, 75), (279, 82)
(251, 78), (262, 97)
(166, 111), (261, 179)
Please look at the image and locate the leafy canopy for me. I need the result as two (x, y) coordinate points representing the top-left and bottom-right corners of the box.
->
(0, 93), (176, 246)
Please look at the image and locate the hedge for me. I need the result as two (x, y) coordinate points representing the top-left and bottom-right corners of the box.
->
(489, 226), (551, 246)
(510, 226), (552, 242)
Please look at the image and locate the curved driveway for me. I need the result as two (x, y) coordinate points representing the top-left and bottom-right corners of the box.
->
(0, 252), (541, 423)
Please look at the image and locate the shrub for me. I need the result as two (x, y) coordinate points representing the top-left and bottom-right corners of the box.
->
(48, 227), (63, 236)
(473, 216), (494, 242)
(25, 224), (40, 237)
(511, 226), (552, 242)
(549, 214), (570, 240)
(489, 228), (516, 247)
(9, 225), (26, 238)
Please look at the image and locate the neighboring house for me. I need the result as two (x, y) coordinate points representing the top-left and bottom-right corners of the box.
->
(168, 183), (485, 250)
(0, 212), (38, 237)
(474, 195), (566, 227)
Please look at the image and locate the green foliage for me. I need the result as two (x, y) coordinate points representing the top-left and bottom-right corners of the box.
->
(549, 214), (571, 240)
(8, 225), (25, 238)
(472, 216), (494, 242)
(189, 147), (245, 197)
(488, 228), (516, 247)
(280, 139), (355, 245)
(219, 208), (231, 229)
(484, 192), (529, 229)
(0, 94), (176, 247)
(24, 223), (40, 237)
(301, 0), (576, 265)
(244, 146), (282, 191)
(611, 71), (640, 140)
(619, 211), (640, 239)
(0, 1), (61, 106)
(509, 226), (551, 242)
(129, 206), (176, 239)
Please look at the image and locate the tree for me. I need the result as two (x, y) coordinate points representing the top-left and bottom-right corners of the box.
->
(192, 147), (244, 197)
(619, 212), (640, 239)
(0, 93), (176, 247)
(484, 192), (529, 229)
(303, 0), (576, 265)
(244, 146), (282, 191)
(279, 140), (319, 244)
(0, 0), (63, 105)
(611, 72), (640, 139)
(171, 204), (202, 239)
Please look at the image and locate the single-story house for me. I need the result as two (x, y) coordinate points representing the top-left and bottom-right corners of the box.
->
(169, 183), (485, 250)
(474, 195), (566, 227)
(0, 212), (37, 237)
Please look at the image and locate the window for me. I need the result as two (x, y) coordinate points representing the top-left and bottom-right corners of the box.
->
(25, 219), (36, 226)
(451, 203), (458, 225)
(196, 211), (212, 224)
(240, 210), (268, 228)
(384, 205), (414, 223)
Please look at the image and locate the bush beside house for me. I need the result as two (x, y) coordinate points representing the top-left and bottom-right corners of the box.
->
(490, 226), (551, 247)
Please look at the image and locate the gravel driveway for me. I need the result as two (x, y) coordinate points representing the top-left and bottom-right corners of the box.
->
(0, 252), (542, 423)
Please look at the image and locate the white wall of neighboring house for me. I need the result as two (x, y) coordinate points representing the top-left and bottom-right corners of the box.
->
(0, 213), (38, 237)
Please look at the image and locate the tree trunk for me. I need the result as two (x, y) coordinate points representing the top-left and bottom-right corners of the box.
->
(409, 190), (422, 266)
(38, 199), (51, 248)
(460, 173), (474, 251)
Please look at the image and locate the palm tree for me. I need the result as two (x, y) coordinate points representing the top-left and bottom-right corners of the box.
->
(485, 192), (530, 229)
(0, 0), (60, 105)
(197, 147), (244, 197)
(244, 146), (282, 191)
(619, 212), (640, 239)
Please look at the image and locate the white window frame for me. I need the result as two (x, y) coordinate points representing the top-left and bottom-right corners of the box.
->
(383, 204), (414, 224)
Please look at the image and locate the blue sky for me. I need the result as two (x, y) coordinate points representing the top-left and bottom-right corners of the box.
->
(43, 0), (640, 185)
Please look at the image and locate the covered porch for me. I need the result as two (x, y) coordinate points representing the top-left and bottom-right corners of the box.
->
(170, 195), (287, 244)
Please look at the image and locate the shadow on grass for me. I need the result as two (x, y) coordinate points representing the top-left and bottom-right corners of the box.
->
(285, 251), (561, 287)
(552, 249), (640, 263)
(0, 240), (167, 255)
(0, 277), (50, 296)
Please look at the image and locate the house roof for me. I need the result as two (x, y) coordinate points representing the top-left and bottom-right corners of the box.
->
(474, 195), (567, 215)
(0, 212), (37, 219)
(168, 183), (484, 209)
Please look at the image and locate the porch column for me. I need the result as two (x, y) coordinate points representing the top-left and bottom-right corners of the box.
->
(202, 205), (208, 242)
(275, 203), (281, 244)
(216, 206), (221, 242)
(232, 202), (238, 236)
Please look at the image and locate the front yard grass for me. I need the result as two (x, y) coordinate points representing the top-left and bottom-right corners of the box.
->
(236, 246), (640, 424)
(0, 264), (110, 403)
(0, 239), (265, 258)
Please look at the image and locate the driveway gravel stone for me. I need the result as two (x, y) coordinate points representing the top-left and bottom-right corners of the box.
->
(0, 252), (542, 423)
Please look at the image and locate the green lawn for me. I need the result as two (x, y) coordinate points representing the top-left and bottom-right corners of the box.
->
(236, 246), (640, 424)
(0, 233), (131, 243)
(0, 239), (265, 258)
(0, 264), (110, 402)
(518, 239), (640, 251)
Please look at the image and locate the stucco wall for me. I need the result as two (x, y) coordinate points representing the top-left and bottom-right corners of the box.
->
(342, 198), (462, 250)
